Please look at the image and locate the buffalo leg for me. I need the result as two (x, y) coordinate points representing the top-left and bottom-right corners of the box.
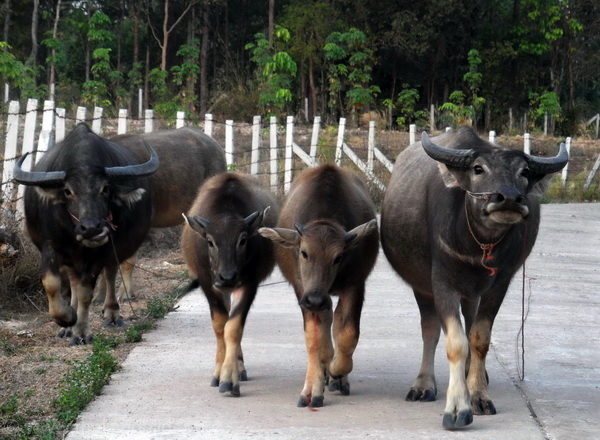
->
(406, 289), (440, 402)
(101, 265), (124, 328)
(116, 255), (136, 302)
(439, 304), (473, 429)
(297, 308), (333, 408)
(68, 272), (96, 345)
(329, 286), (364, 395)
(466, 285), (508, 415)
(218, 286), (256, 396)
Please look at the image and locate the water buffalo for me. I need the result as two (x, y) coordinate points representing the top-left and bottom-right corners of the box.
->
(380, 127), (568, 429)
(259, 164), (379, 408)
(13, 123), (159, 345)
(96, 127), (227, 301)
(181, 172), (279, 397)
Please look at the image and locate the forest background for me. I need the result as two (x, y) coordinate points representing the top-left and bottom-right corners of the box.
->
(0, 0), (599, 136)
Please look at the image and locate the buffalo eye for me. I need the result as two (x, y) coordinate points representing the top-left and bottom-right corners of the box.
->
(206, 239), (214, 248)
(521, 167), (531, 178)
(473, 165), (484, 175)
(63, 187), (74, 198)
(333, 255), (342, 265)
(238, 234), (247, 247)
(100, 185), (110, 197)
(300, 250), (308, 260)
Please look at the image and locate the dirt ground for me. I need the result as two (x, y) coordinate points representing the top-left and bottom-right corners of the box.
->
(0, 228), (189, 438)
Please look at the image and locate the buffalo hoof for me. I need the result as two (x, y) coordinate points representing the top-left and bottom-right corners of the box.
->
(219, 382), (240, 397)
(297, 395), (324, 408)
(239, 369), (248, 381)
(104, 317), (125, 328)
(406, 387), (436, 402)
(442, 409), (473, 430)
(210, 377), (219, 387)
(55, 327), (73, 339)
(69, 334), (94, 346)
(328, 378), (350, 395)
(471, 395), (497, 415)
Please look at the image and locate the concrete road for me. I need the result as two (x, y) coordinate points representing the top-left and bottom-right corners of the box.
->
(66, 203), (599, 440)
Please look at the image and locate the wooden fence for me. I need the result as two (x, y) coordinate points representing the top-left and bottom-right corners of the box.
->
(0, 99), (593, 221)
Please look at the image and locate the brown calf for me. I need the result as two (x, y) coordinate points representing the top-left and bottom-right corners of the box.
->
(259, 164), (379, 407)
(181, 172), (279, 396)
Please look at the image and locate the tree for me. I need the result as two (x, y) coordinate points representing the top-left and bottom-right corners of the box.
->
(324, 28), (380, 124)
(146, 0), (199, 72)
(246, 26), (297, 117)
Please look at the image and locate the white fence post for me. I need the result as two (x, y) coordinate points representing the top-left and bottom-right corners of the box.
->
(55, 108), (66, 142)
(92, 107), (103, 134)
(335, 117), (346, 166)
(368, 121), (375, 173)
(76, 106), (86, 125)
(489, 130), (496, 143)
(2, 100), (20, 204)
(138, 88), (143, 119)
(118, 109), (128, 134)
(225, 120), (234, 168)
(284, 116), (294, 192)
(561, 137), (572, 188)
(309, 116), (321, 163)
(176, 111), (185, 128)
(36, 100), (55, 163)
(17, 99), (39, 218)
(3, 83), (8, 103)
(144, 109), (153, 133)
(409, 124), (416, 145)
(251, 115), (261, 175)
(270, 116), (278, 192)
(205, 113), (213, 137)
(524, 133), (531, 155)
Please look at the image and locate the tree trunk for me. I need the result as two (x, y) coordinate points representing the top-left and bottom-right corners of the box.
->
(48, 0), (62, 100)
(309, 57), (317, 120)
(27, 0), (39, 69)
(3, 0), (11, 44)
(200, 4), (209, 114)
(268, 0), (275, 47)
(161, 0), (169, 71)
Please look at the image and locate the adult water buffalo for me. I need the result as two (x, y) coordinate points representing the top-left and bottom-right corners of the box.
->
(380, 127), (568, 429)
(13, 123), (159, 345)
(181, 172), (279, 397)
(259, 164), (379, 408)
(96, 127), (226, 300)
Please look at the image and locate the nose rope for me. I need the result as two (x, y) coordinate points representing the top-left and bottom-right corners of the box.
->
(67, 210), (118, 231)
(464, 200), (506, 277)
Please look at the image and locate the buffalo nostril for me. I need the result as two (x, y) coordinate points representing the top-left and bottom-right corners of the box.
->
(299, 293), (332, 312)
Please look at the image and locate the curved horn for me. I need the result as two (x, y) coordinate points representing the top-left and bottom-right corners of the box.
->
(526, 142), (569, 175)
(12, 152), (66, 187)
(105, 141), (159, 181)
(421, 131), (476, 169)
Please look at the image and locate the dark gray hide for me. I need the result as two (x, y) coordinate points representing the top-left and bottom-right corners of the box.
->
(181, 172), (279, 397)
(13, 123), (158, 345)
(94, 127), (227, 301)
(380, 126), (568, 429)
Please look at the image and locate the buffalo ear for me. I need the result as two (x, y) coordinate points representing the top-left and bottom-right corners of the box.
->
(344, 219), (378, 249)
(114, 187), (146, 208)
(182, 214), (210, 238)
(436, 163), (461, 188)
(258, 227), (299, 248)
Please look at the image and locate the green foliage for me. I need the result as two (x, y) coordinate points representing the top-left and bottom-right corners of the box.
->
(53, 335), (119, 424)
(125, 322), (153, 343)
(324, 28), (380, 118)
(246, 26), (298, 117)
(529, 90), (561, 125)
(439, 91), (473, 128)
(387, 84), (429, 129)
